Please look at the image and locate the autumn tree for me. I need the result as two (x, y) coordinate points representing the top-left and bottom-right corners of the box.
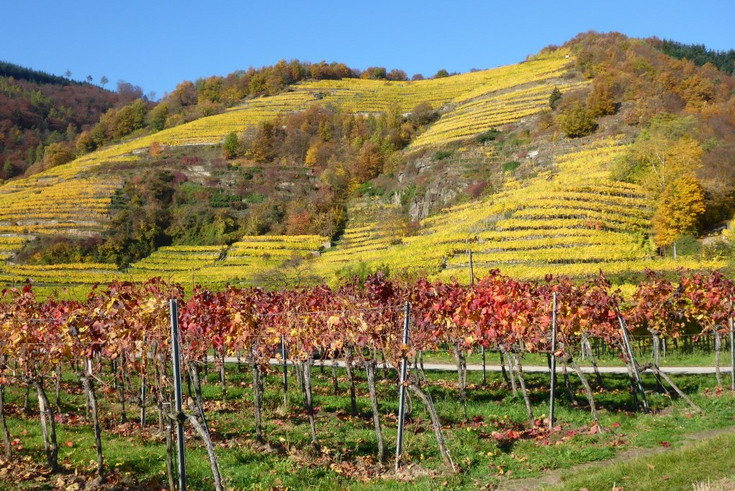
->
(248, 121), (279, 163)
(3, 160), (15, 179)
(652, 175), (706, 258)
(116, 80), (144, 105)
(168, 80), (198, 109)
(387, 69), (408, 81)
(112, 99), (147, 139)
(586, 77), (616, 117)
(353, 142), (384, 182)
(197, 77), (224, 104)
(148, 101), (169, 131)
(361, 67), (387, 80)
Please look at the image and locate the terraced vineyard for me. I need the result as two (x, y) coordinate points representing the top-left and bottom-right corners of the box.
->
(410, 79), (588, 149)
(127, 245), (227, 284)
(0, 235), (29, 260)
(310, 138), (725, 284)
(0, 263), (120, 299)
(300, 49), (572, 114)
(311, 201), (401, 279)
(0, 136), (724, 297)
(196, 234), (329, 287)
(0, 175), (119, 236)
(0, 48), (575, 259)
(432, 139), (725, 281)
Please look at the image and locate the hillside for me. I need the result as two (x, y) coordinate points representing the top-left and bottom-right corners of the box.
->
(0, 61), (120, 179)
(1, 32), (734, 296)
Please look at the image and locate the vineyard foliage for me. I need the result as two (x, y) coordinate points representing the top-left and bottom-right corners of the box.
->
(0, 268), (733, 486)
(1, 268), (731, 377)
(0, 265), (735, 372)
(2, 267), (732, 385)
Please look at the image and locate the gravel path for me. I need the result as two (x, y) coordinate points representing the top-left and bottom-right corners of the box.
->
(217, 357), (731, 375)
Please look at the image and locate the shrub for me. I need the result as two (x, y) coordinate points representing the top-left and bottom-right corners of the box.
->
(502, 161), (521, 173)
(409, 102), (438, 126)
(557, 103), (597, 138)
(43, 142), (75, 168)
(434, 150), (453, 160)
(475, 128), (501, 143)
(467, 181), (488, 198)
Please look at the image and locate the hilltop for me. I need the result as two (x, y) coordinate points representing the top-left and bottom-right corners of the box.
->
(1, 31), (734, 296)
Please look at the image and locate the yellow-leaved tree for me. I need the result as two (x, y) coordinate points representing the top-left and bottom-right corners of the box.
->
(633, 134), (703, 196)
(652, 175), (706, 259)
(617, 114), (708, 258)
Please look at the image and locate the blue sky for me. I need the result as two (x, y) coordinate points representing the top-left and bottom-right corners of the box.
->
(3, 0), (734, 99)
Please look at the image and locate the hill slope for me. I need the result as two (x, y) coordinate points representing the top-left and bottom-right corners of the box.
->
(1, 33), (734, 296)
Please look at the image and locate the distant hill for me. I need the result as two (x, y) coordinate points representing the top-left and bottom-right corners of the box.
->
(0, 61), (77, 86)
(0, 61), (119, 178)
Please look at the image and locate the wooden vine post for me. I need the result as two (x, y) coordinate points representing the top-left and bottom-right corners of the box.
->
(617, 312), (649, 413)
(170, 299), (187, 491)
(730, 301), (734, 392)
(281, 335), (288, 407)
(549, 292), (557, 430)
(395, 302), (410, 472)
(140, 334), (147, 427)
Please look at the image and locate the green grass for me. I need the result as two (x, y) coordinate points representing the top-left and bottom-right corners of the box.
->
(1, 363), (734, 489)
(552, 430), (735, 490)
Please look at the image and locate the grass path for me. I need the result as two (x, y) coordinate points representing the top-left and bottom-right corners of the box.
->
(499, 425), (735, 490)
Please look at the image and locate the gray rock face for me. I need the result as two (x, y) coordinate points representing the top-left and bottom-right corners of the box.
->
(409, 184), (458, 221)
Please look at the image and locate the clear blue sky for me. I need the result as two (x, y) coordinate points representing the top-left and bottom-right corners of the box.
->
(3, 0), (734, 100)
